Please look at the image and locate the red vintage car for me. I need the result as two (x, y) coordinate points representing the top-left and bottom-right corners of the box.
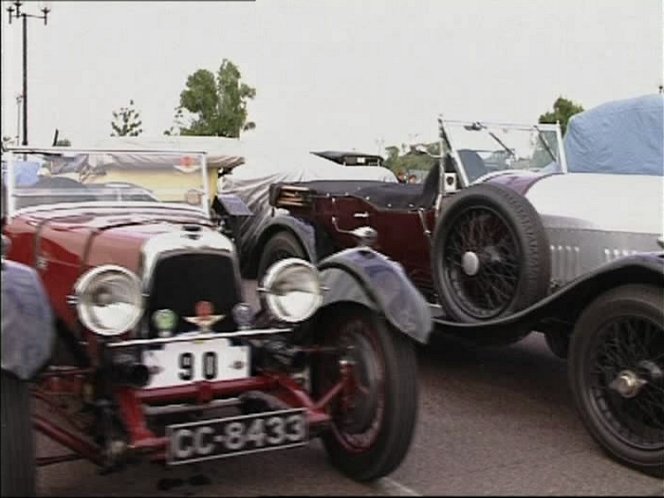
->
(1, 145), (432, 493)
(259, 113), (664, 475)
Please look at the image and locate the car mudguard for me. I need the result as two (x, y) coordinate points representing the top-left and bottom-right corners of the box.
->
(433, 252), (664, 335)
(260, 214), (318, 263)
(318, 247), (432, 344)
(1, 260), (55, 380)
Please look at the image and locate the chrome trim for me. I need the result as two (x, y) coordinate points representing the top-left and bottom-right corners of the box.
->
(138, 230), (244, 338)
(75, 264), (143, 337)
(140, 230), (237, 288)
(260, 258), (323, 323)
(550, 244), (581, 283)
(108, 327), (293, 348)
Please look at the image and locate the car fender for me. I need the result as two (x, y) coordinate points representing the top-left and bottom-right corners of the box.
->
(1, 259), (55, 380)
(318, 247), (432, 344)
(433, 252), (664, 335)
(258, 214), (318, 263)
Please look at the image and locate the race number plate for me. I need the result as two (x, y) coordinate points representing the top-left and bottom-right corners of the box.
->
(142, 337), (250, 389)
(166, 409), (308, 465)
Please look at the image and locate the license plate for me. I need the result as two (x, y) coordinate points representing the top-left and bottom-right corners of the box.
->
(166, 409), (308, 465)
(142, 337), (250, 389)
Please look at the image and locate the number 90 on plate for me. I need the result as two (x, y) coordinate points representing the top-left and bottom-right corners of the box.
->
(166, 408), (308, 465)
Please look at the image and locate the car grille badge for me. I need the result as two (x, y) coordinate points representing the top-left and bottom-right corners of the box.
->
(184, 300), (224, 333)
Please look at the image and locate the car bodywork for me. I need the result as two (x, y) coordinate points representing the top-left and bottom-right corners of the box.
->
(217, 148), (397, 277)
(1, 145), (429, 481)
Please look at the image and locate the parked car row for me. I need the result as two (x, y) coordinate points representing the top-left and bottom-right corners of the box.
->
(1, 95), (662, 496)
(224, 94), (664, 474)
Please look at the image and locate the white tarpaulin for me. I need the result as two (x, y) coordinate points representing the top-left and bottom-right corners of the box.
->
(92, 136), (245, 170)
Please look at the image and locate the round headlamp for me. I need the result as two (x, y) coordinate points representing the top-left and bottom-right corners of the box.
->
(260, 259), (322, 323)
(74, 265), (143, 336)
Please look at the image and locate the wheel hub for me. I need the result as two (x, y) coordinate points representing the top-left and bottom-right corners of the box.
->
(609, 370), (647, 398)
(462, 251), (480, 276)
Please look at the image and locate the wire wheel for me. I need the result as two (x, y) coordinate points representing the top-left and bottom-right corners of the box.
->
(432, 183), (550, 324)
(318, 316), (385, 452)
(313, 305), (417, 481)
(570, 284), (664, 475)
(587, 316), (663, 450)
(442, 205), (522, 319)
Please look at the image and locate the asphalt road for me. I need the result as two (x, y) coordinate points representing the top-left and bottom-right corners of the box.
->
(36, 282), (663, 496)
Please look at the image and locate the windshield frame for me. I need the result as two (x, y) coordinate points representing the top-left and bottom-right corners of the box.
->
(440, 119), (567, 187)
(3, 146), (212, 220)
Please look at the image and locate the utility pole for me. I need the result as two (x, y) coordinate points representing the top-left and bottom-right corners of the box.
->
(15, 93), (22, 144)
(6, 1), (51, 146)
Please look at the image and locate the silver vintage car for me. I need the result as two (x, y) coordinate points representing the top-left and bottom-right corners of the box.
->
(431, 94), (663, 475)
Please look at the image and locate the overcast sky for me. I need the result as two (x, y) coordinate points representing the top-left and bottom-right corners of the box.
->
(1, 0), (662, 153)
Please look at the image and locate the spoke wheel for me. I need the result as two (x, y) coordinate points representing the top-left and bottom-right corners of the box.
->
(570, 284), (664, 475)
(432, 183), (550, 326)
(313, 305), (417, 481)
(318, 317), (385, 452)
(443, 205), (521, 319)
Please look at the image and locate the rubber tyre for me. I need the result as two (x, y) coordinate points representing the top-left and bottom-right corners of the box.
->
(314, 306), (418, 482)
(432, 182), (550, 323)
(257, 231), (308, 282)
(1, 370), (36, 497)
(569, 284), (664, 476)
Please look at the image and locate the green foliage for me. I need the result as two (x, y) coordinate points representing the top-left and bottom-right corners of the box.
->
(538, 96), (584, 135)
(111, 99), (143, 137)
(384, 141), (440, 180)
(173, 59), (256, 138)
(163, 106), (187, 136)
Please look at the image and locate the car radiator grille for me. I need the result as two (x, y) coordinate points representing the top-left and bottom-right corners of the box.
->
(146, 253), (240, 337)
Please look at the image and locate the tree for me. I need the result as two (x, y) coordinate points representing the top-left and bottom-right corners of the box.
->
(163, 106), (187, 136)
(538, 96), (584, 135)
(111, 99), (143, 137)
(176, 59), (256, 138)
(384, 141), (440, 180)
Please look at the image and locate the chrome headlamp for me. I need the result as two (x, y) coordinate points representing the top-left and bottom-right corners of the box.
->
(259, 259), (322, 323)
(74, 265), (143, 336)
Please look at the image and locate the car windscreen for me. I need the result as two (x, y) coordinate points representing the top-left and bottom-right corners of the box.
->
(4, 150), (211, 214)
(445, 122), (563, 184)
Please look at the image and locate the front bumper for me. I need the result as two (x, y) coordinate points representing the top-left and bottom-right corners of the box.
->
(35, 327), (339, 468)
